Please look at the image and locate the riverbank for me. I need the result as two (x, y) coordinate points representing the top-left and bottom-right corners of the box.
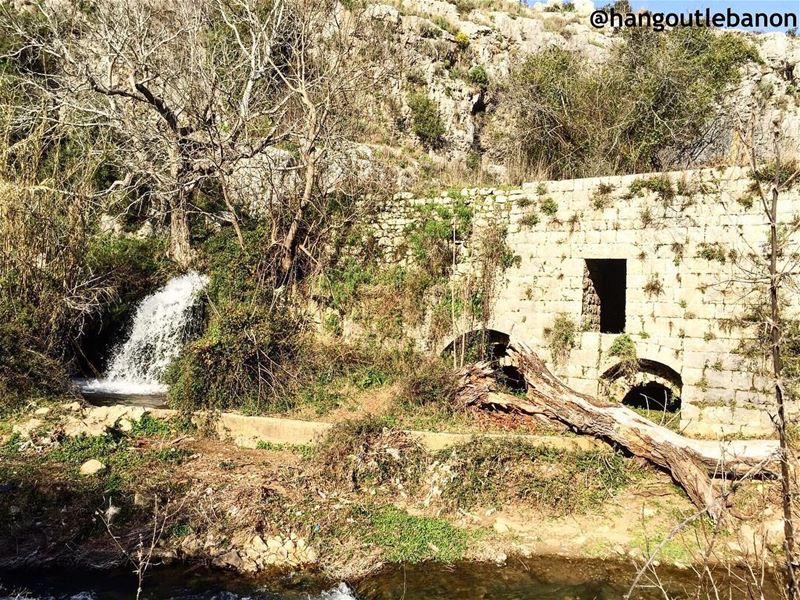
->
(0, 399), (789, 594)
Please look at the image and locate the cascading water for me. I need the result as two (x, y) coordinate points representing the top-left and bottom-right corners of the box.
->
(78, 271), (208, 395)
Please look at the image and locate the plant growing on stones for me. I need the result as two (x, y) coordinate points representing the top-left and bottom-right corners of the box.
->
(520, 211), (540, 228)
(547, 314), (577, 365)
(644, 274), (664, 298)
(608, 333), (638, 383)
(540, 197), (558, 216)
(466, 65), (489, 88)
(697, 242), (728, 263)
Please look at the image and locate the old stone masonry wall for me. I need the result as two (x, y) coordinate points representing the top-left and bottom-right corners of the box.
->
(375, 166), (800, 437)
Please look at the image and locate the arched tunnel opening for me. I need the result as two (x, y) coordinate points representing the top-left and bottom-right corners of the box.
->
(442, 329), (527, 393)
(621, 381), (681, 413)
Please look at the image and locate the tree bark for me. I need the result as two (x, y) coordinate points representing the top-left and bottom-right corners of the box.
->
(474, 343), (781, 522)
(766, 122), (798, 599)
(279, 149), (316, 283)
(169, 194), (192, 268)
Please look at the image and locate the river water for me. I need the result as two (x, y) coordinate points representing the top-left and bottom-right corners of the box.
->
(0, 557), (783, 599)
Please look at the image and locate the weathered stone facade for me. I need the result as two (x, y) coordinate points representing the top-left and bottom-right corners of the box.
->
(376, 166), (800, 437)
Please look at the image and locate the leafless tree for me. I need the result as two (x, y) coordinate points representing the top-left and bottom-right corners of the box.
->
(740, 116), (800, 599)
(0, 0), (387, 272)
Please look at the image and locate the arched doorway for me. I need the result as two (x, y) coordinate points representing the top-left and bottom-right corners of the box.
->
(441, 329), (526, 392)
(601, 359), (683, 429)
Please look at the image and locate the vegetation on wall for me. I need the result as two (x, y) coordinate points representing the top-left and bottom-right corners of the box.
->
(608, 333), (638, 383)
(547, 314), (577, 366)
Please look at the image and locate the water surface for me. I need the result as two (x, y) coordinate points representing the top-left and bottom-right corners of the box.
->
(0, 557), (782, 599)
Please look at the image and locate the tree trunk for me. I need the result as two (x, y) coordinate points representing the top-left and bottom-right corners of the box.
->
(474, 344), (781, 522)
(169, 194), (192, 268)
(767, 123), (799, 599)
(279, 150), (316, 283)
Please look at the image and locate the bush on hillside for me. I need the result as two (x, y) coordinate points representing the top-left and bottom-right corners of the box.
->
(494, 28), (759, 179)
(407, 92), (446, 149)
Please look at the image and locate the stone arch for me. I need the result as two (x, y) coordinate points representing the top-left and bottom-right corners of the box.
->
(600, 359), (683, 412)
(441, 329), (525, 391)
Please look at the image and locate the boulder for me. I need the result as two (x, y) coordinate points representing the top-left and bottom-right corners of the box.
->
(79, 459), (106, 476)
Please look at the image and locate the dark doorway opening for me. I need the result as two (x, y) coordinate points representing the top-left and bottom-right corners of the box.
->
(442, 329), (527, 393)
(583, 259), (626, 334)
(622, 381), (681, 413)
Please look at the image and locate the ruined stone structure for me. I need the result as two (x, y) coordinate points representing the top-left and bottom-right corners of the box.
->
(375, 166), (800, 437)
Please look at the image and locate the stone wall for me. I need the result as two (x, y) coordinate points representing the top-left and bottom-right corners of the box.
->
(375, 166), (800, 437)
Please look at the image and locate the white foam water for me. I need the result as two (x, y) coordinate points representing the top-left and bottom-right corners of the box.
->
(78, 271), (208, 395)
(316, 583), (357, 599)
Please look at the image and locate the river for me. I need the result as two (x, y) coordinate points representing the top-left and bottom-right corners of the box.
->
(0, 557), (783, 599)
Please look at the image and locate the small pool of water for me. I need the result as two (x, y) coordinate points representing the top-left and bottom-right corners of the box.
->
(78, 389), (168, 409)
(0, 557), (783, 599)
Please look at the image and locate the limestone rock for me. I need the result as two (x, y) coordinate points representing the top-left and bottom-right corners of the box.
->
(13, 418), (42, 439)
(79, 459), (106, 476)
(493, 517), (512, 534)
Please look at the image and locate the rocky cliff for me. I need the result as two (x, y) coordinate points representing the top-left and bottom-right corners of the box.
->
(359, 0), (800, 188)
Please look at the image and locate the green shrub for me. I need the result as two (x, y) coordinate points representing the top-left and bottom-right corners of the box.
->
(547, 314), (576, 365)
(432, 15), (457, 35)
(165, 229), (308, 413)
(626, 176), (675, 203)
(407, 92), (446, 149)
(466, 65), (489, 88)
(696, 242), (727, 263)
(497, 29), (759, 178)
(520, 211), (540, 228)
(540, 196), (558, 216)
(608, 333), (638, 382)
(0, 318), (70, 412)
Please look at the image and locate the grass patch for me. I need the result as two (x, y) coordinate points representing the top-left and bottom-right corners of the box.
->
(367, 505), (471, 563)
(256, 440), (314, 459)
(629, 407), (682, 432)
(130, 413), (173, 437)
(437, 439), (642, 514)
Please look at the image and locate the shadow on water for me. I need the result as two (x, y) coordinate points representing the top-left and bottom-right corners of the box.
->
(79, 390), (168, 409)
(0, 557), (785, 599)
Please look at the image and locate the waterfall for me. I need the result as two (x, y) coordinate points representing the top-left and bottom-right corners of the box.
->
(79, 271), (208, 395)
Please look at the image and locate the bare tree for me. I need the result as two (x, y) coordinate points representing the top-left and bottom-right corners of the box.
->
(740, 116), (800, 599)
(0, 0), (385, 271)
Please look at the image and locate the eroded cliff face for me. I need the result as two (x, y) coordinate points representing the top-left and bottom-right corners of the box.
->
(359, 0), (799, 188)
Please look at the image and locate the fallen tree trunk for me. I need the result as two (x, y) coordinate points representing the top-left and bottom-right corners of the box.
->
(465, 343), (781, 522)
